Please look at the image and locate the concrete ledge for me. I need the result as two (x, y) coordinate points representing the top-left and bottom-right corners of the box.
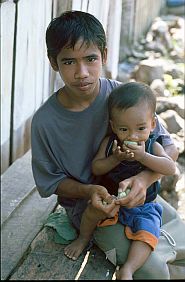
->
(1, 150), (36, 225)
(1, 150), (57, 280)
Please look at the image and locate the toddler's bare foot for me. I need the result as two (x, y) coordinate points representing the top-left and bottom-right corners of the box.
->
(116, 265), (133, 280)
(64, 235), (89, 260)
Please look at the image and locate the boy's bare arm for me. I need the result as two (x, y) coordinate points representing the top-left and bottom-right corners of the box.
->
(55, 178), (94, 199)
(163, 143), (179, 161)
(55, 178), (120, 216)
(133, 143), (178, 189)
(138, 142), (176, 175)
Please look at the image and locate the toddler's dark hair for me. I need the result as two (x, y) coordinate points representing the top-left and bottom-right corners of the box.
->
(108, 82), (156, 118)
(46, 10), (106, 62)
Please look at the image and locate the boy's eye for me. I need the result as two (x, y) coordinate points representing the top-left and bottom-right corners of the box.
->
(87, 56), (98, 62)
(63, 60), (74, 65)
(139, 127), (146, 130)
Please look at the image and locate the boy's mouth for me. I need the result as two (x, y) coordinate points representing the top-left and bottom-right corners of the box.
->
(74, 82), (92, 91)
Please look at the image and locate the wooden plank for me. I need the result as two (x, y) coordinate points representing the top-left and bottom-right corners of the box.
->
(87, 0), (110, 32)
(1, 1), (16, 173)
(106, 0), (122, 79)
(56, 0), (72, 13)
(72, 0), (82, 10)
(12, 0), (53, 162)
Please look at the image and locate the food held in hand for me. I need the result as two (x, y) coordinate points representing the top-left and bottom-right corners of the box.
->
(124, 141), (138, 146)
(117, 187), (131, 199)
(117, 191), (127, 198)
(102, 200), (108, 205)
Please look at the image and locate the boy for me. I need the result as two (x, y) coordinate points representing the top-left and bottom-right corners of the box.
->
(31, 11), (181, 279)
(91, 82), (176, 279)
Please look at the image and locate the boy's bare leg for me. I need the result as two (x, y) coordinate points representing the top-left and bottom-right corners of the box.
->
(64, 204), (105, 260)
(116, 240), (152, 280)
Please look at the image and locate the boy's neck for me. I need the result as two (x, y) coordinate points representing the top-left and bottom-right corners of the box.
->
(57, 86), (99, 112)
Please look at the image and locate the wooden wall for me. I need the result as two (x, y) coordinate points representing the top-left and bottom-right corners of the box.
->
(1, 0), (53, 173)
(1, 0), (164, 174)
(119, 0), (165, 61)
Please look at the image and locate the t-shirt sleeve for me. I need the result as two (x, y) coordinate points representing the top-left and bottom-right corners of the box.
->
(31, 117), (68, 198)
(153, 114), (174, 147)
(31, 157), (68, 198)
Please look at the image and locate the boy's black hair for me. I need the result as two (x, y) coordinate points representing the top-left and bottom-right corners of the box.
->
(108, 82), (156, 118)
(46, 10), (106, 61)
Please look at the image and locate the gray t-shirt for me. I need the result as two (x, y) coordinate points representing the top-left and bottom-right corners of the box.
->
(31, 78), (174, 198)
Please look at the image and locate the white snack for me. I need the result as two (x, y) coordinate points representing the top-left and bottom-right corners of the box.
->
(125, 188), (131, 195)
(117, 187), (131, 199)
(124, 141), (138, 146)
(117, 191), (127, 198)
(102, 200), (108, 205)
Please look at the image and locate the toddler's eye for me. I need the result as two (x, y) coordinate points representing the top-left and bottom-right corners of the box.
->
(139, 127), (146, 130)
(119, 128), (127, 132)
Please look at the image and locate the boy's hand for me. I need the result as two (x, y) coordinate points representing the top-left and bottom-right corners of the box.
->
(90, 185), (120, 217)
(115, 175), (147, 208)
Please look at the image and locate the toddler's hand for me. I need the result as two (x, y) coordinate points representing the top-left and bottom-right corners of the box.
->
(122, 141), (146, 161)
(112, 140), (134, 161)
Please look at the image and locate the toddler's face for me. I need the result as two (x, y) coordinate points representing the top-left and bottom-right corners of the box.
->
(110, 102), (156, 145)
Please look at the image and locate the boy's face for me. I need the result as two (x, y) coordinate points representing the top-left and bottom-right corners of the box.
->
(110, 102), (156, 144)
(50, 38), (107, 99)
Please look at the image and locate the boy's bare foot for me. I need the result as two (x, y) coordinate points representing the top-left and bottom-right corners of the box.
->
(116, 265), (133, 280)
(64, 236), (89, 260)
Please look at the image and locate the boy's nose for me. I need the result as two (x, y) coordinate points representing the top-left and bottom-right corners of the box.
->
(74, 63), (89, 79)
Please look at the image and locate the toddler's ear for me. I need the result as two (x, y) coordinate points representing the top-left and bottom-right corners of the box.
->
(151, 116), (157, 131)
(49, 57), (59, 71)
(110, 120), (116, 133)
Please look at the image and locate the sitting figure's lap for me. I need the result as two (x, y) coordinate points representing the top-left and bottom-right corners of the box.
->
(93, 195), (185, 279)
